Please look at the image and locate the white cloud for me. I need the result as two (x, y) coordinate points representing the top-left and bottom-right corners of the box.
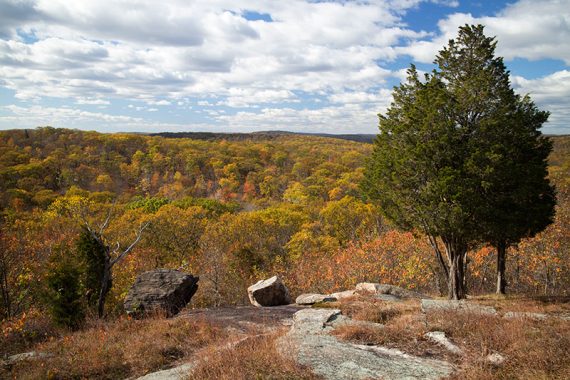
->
(75, 98), (110, 105)
(512, 70), (570, 133)
(0, 0), (422, 106)
(2, 104), (143, 126)
(0, 0), (568, 133)
(400, 0), (570, 64)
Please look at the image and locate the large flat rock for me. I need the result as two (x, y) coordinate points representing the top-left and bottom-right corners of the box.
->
(279, 309), (454, 380)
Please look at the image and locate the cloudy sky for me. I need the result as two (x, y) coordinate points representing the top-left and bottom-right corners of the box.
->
(0, 0), (569, 134)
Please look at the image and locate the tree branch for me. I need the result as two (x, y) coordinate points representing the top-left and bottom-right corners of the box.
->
(110, 221), (150, 267)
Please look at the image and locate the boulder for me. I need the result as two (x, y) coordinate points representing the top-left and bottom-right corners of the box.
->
(355, 283), (430, 299)
(296, 293), (337, 305)
(420, 300), (497, 315)
(247, 276), (291, 307)
(124, 269), (198, 317)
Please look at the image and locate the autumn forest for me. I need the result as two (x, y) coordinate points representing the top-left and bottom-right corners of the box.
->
(1, 127), (569, 325)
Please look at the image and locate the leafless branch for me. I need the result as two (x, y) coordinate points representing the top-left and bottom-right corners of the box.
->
(110, 221), (150, 267)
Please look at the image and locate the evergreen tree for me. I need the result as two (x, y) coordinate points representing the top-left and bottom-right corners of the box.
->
(76, 228), (110, 308)
(435, 25), (555, 295)
(476, 96), (555, 294)
(45, 247), (84, 328)
(362, 24), (554, 299)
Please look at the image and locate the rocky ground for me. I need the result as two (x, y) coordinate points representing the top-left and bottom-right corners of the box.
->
(4, 281), (569, 379)
(134, 282), (570, 380)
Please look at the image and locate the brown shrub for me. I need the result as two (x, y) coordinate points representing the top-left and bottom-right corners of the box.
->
(428, 311), (570, 379)
(333, 297), (570, 380)
(0, 309), (59, 356)
(190, 332), (321, 380)
(2, 315), (227, 380)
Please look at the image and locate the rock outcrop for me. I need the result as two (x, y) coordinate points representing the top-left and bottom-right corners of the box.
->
(424, 331), (463, 355)
(503, 311), (548, 320)
(124, 269), (198, 317)
(296, 293), (337, 305)
(279, 308), (454, 379)
(329, 290), (356, 300)
(247, 276), (291, 307)
(420, 300), (497, 315)
(355, 283), (430, 299)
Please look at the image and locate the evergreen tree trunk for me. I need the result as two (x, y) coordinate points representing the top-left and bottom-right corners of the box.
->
(445, 239), (467, 300)
(496, 240), (507, 295)
(97, 255), (112, 318)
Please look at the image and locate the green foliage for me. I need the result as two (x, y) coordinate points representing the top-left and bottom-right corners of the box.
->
(362, 24), (554, 299)
(127, 197), (171, 213)
(76, 229), (108, 308)
(172, 197), (240, 216)
(45, 246), (84, 329)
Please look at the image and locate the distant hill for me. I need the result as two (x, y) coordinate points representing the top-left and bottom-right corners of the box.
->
(151, 131), (376, 143)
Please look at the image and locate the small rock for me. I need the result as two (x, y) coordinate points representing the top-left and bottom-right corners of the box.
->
(424, 331), (463, 355)
(421, 300), (497, 315)
(247, 276), (291, 307)
(329, 289), (356, 300)
(296, 293), (337, 305)
(124, 269), (199, 317)
(486, 353), (506, 367)
(503, 311), (548, 320)
(355, 283), (430, 299)
(3, 351), (52, 366)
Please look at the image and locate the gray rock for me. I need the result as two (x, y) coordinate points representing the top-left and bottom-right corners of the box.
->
(3, 351), (52, 366)
(421, 299), (497, 315)
(375, 294), (403, 302)
(247, 276), (291, 307)
(296, 293), (337, 305)
(291, 308), (342, 335)
(486, 353), (506, 367)
(329, 290), (356, 300)
(136, 363), (195, 380)
(503, 311), (548, 320)
(124, 269), (198, 317)
(355, 283), (431, 299)
(279, 309), (454, 379)
(424, 331), (463, 355)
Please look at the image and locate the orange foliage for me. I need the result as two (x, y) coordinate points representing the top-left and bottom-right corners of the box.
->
(275, 230), (437, 297)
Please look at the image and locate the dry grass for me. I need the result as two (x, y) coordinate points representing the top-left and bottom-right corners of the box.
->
(2, 315), (228, 380)
(331, 296), (570, 379)
(1, 310), (59, 357)
(468, 294), (570, 314)
(430, 311), (570, 379)
(189, 331), (322, 380)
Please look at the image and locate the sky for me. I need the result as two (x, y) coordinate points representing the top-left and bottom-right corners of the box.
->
(0, 0), (569, 134)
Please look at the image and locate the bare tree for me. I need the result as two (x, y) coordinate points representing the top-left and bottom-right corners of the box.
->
(76, 204), (149, 317)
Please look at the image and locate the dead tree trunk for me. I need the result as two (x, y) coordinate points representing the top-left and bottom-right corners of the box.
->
(86, 219), (149, 318)
(97, 254), (112, 318)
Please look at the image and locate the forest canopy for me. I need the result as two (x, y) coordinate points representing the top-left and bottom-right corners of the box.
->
(0, 127), (569, 323)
